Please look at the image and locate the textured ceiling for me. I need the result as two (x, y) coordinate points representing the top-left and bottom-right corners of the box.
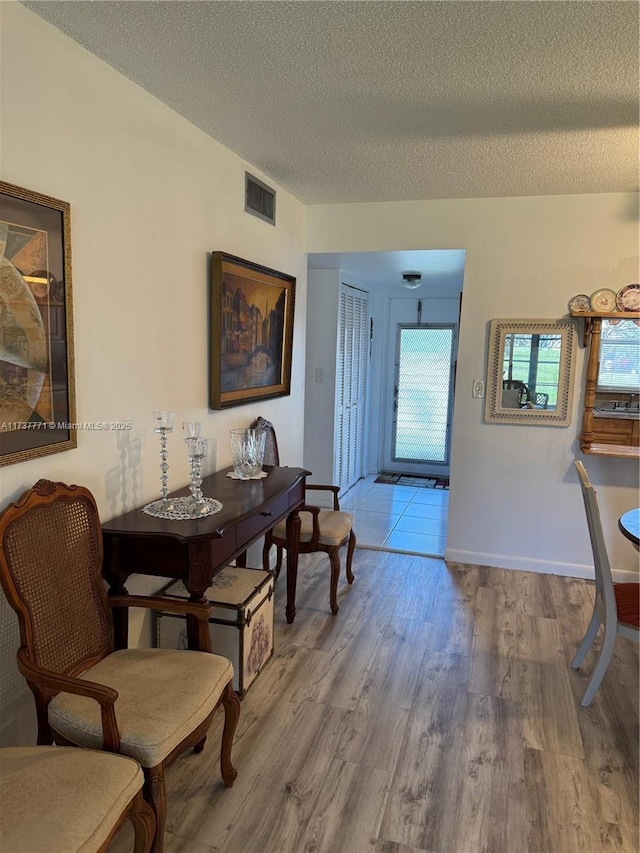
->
(308, 249), (466, 289)
(22, 0), (639, 205)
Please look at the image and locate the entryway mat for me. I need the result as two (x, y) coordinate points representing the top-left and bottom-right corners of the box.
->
(374, 472), (449, 489)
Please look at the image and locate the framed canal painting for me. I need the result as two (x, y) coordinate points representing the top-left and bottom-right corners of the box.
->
(0, 182), (77, 466)
(210, 252), (295, 409)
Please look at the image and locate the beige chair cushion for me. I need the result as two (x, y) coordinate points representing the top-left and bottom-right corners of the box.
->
(273, 509), (352, 546)
(49, 648), (233, 767)
(0, 746), (143, 853)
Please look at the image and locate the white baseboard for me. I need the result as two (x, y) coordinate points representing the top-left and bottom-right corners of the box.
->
(613, 569), (639, 583)
(444, 548), (639, 585)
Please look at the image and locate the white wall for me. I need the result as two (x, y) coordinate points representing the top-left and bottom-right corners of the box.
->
(304, 269), (341, 484)
(0, 3), (307, 744)
(306, 194), (640, 581)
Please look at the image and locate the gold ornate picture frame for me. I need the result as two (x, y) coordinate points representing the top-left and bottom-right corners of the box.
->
(0, 181), (76, 465)
(210, 252), (295, 409)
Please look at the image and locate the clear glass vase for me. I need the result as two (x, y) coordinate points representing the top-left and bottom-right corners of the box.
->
(230, 428), (266, 479)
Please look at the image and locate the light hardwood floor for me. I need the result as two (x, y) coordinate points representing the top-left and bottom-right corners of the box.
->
(112, 550), (639, 853)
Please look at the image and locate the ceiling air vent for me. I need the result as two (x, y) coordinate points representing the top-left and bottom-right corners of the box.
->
(245, 172), (276, 226)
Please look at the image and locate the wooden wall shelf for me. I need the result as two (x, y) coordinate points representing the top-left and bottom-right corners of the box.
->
(583, 443), (639, 459)
(570, 310), (640, 346)
(570, 311), (640, 459)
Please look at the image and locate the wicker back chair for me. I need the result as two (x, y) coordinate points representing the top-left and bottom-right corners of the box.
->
(532, 392), (549, 409)
(0, 479), (240, 853)
(2, 484), (112, 679)
(251, 417), (356, 615)
(253, 416), (280, 466)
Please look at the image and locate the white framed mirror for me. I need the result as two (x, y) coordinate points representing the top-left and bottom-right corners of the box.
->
(485, 318), (576, 426)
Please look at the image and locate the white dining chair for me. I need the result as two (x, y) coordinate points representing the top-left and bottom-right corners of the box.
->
(571, 461), (639, 706)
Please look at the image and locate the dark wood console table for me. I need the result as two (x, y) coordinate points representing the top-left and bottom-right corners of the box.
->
(102, 465), (309, 644)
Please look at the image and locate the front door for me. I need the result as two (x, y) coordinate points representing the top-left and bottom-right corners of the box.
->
(383, 314), (456, 477)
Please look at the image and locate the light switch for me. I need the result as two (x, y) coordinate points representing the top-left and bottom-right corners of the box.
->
(315, 368), (325, 384)
(472, 379), (485, 398)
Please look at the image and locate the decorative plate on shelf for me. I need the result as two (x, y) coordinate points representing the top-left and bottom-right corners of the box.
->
(616, 283), (640, 312)
(590, 288), (617, 313)
(568, 294), (591, 313)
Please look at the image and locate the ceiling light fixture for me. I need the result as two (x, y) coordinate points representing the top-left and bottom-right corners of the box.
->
(402, 272), (422, 290)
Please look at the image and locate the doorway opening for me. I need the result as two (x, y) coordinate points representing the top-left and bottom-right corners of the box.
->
(388, 323), (456, 475)
(305, 249), (465, 557)
(381, 287), (462, 479)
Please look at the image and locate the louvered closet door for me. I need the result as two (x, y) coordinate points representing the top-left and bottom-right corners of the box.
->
(336, 284), (369, 494)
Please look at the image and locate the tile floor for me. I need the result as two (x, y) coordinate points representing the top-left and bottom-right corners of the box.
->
(339, 474), (449, 557)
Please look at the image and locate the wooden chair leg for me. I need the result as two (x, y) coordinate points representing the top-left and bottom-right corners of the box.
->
(128, 789), (156, 853)
(31, 688), (53, 745)
(345, 530), (356, 585)
(263, 532), (284, 577)
(262, 535), (272, 572)
(220, 682), (240, 787)
(144, 765), (166, 853)
(329, 550), (341, 615)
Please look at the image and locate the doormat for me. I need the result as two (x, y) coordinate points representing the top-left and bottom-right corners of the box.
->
(375, 472), (449, 489)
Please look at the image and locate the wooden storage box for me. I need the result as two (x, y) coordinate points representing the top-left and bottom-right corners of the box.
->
(156, 567), (274, 697)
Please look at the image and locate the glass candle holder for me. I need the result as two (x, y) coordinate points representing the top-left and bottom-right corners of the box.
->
(183, 422), (203, 509)
(182, 421), (202, 439)
(152, 410), (175, 511)
(185, 436), (210, 515)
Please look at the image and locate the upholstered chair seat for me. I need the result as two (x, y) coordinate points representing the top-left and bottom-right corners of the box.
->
(271, 509), (353, 548)
(0, 746), (155, 852)
(614, 583), (640, 630)
(49, 649), (233, 767)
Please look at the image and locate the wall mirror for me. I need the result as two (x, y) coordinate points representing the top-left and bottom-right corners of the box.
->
(485, 318), (576, 426)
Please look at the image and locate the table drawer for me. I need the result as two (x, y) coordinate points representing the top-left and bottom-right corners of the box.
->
(288, 479), (305, 509)
(236, 493), (290, 543)
(208, 528), (238, 565)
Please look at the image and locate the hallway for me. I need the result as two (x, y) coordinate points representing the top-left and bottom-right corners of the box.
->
(340, 475), (449, 558)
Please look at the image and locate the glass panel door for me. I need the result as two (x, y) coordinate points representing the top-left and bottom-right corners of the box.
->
(384, 323), (456, 475)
